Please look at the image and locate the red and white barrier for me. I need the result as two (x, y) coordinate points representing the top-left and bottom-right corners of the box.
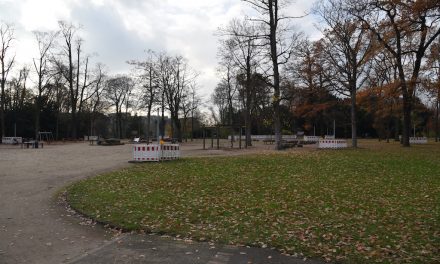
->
(161, 144), (180, 160)
(318, 139), (348, 149)
(2, 137), (22, 144)
(132, 144), (180, 162)
(410, 137), (428, 144)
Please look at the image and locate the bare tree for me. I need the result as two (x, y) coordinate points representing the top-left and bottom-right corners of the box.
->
(242, 0), (303, 150)
(181, 84), (200, 142)
(157, 53), (196, 142)
(348, 0), (440, 146)
(212, 81), (229, 125)
(50, 71), (68, 140)
(88, 63), (106, 137)
(219, 19), (260, 147)
(33, 30), (57, 139)
(104, 75), (133, 138)
(58, 21), (79, 138)
(129, 50), (160, 142)
(0, 22), (15, 137)
(10, 66), (29, 111)
(315, 0), (374, 147)
(424, 38), (440, 141)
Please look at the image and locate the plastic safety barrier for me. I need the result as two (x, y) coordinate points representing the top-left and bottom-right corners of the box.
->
(409, 137), (428, 144)
(303, 136), (321, 142)
(132, 144), (180, 162)
(227, 135), (298, 141)
(2, 137), (23, 144)
(318, 139), (348, 149)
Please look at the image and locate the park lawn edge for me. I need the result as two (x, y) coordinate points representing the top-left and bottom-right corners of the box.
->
(65, 145), (440, 264)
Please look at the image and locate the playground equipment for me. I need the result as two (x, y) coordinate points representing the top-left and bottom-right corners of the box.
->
(202, 126), (248, 150)
(38, 132), (54, 143)
(84, 135), (100, 145)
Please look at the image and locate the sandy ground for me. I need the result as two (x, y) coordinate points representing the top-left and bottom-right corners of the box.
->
(0, 140), (316, 264)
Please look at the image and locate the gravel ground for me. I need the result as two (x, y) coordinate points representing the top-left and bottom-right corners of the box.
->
(0, 140), (316, 264)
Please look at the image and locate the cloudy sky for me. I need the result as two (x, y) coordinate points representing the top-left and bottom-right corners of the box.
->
(0, 0), (321, 100)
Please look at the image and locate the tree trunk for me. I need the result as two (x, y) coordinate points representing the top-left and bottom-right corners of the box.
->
(191, 114), (194, 141)
(1, 91), (5, 137)
(34, 96), (40, 140)
(56, 111), (60, 140)
(402, 96), (411, 147)
(436, 92), (439, 142)
(118, 111), (123, 139)
(245, 55), (252, 147)
(146, 108), (151, 143)
(174, 116), (182, 142)
(268, 1), (282, 150)
(245, 108), (251, 147)
(351, 90), (357, 148)
(1, 65), (5, 137)
(160, 102), (165, 138)
(273, 102), (282, 150)
(71, 110), (77, 139)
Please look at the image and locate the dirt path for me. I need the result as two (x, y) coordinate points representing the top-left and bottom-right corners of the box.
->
(0, 141), (317, 264)
(0, 143), (134, 263)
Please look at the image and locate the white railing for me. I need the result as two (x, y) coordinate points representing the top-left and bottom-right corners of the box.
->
(318, 139), (348, 149)
(324, 135), (335, 139)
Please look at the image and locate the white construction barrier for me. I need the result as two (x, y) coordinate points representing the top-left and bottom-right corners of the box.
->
(227, 135), (297, 141)
(324, 135), (335, 139)
(410, 137), (428, 144)
(318, 139), (348, 149)
(161, 144), (180, 160)
(2, 137), (22, 144)
(303, 136), (321, 142)
(132, 144), (180, 162)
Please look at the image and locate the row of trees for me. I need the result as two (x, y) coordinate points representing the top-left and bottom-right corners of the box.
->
(0, 21), (201, 141)
(212, 0), (440, 148)
(129, 51), (200, 142)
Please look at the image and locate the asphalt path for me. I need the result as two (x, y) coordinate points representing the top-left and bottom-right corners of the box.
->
(0, 142), (321, 264)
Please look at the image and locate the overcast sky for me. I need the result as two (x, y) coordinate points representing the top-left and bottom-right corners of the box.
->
(0, 0), (321, 100)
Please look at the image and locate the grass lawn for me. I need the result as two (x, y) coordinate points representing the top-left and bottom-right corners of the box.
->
(67, 141), (440, 263)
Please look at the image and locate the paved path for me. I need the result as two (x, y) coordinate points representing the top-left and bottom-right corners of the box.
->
(0, 142), (321, 264)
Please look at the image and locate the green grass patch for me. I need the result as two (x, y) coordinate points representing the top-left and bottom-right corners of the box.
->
(67, 141), (440, 263)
